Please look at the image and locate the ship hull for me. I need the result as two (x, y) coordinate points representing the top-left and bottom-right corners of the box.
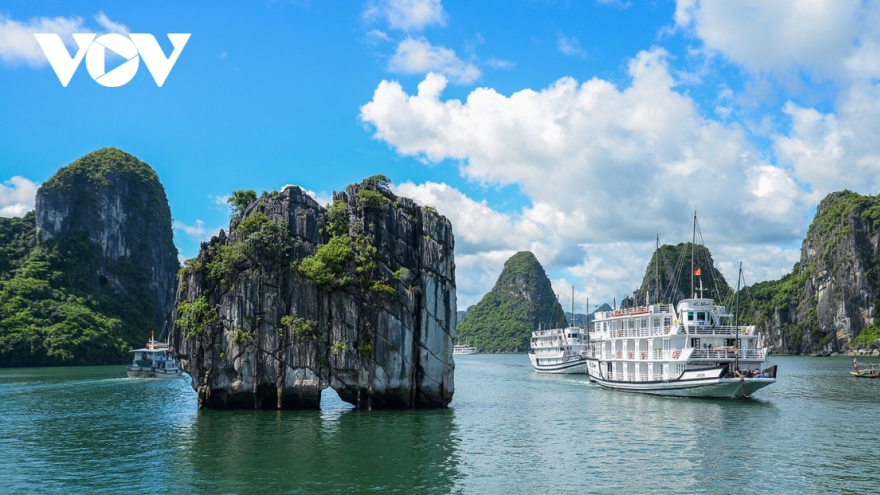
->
(586, 359), (774, 398)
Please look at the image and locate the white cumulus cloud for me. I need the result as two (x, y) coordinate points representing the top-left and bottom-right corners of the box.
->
(674, 0), (873, 81)
(364, 0), (447, 31)
(0, 176), (39, 217)
(363, 47), (822, 306)
(388, 37), (480, 84)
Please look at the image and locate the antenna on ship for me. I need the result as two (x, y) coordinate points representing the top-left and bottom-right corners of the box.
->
(571, 286), (575, 328)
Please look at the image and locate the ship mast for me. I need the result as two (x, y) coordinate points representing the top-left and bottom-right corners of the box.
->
(691, 211), (696, 298)
(655, 234), (660, 305)
(734, 262), (742, 374)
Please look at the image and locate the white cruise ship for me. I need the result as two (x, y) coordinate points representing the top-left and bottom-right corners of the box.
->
(528, 326), (590, 373)
(453, 345), (479, 355)
(584, 298), (776, 397)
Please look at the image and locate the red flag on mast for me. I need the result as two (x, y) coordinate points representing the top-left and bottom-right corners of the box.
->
(693, 268), (702, 276)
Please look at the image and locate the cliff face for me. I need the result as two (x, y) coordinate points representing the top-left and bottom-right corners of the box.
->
(456, 251), (567, 352)
(171, 180), (456, 410)
(35, 148), (179, 329)
(749, 191), (880, 354)
(0, 149), (179, 366)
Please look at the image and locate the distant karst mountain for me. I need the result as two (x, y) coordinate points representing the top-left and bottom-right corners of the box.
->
(0, 148), (179, 366)
(456, 251), (567, 352)
(633, 242), (732, 306)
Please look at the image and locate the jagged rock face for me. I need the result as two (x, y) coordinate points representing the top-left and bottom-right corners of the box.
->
(171, 182), (456, 410)
(34, 148), (179, 330)
(757, 191), (880, 353)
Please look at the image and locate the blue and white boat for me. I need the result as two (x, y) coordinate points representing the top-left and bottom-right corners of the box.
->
(126, 333), (183, 378)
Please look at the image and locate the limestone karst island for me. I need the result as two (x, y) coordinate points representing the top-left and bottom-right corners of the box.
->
(0, 149), (457, 410)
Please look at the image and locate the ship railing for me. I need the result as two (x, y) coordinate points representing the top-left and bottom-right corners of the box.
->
(689, 348), (766, 360)
(740, 349), (766, 359)
(690, 349), (738, 359)
(596, 304), (674, 320)
(612, 328), (679, 339)
(604, 350), (681, 360)
(688, 325), (739, 336)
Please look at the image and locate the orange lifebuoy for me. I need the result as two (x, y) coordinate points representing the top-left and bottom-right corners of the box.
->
(616, 351), (622, 359)
(671, 350), (678, 359)
(628, 352), (634, 359)
(641, 352), (647, 360)
(665, 326), (670, 334)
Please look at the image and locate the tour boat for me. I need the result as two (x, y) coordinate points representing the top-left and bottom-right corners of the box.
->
(126, 333), (184, 378)
(528, 326), (590, 373)
(584, 298), (776, 397)
(453, 345), (480, 355)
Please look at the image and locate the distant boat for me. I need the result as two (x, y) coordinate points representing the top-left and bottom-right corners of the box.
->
(126, 332), (184, 378)
(851, 359), (880, 378)
(453, 345), (479, 355)
(528, 325), (590, 373)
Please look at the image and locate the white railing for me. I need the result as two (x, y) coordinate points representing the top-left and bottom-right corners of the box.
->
(689, 349), (766, 359)
(688, 325), (739, 336)
(609, 327), (676, 339)
(602, 350), (680, 360)
(691, 349), (738, 359)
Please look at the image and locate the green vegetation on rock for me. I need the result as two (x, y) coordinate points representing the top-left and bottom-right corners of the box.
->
(636, 242), (732, 305)
(456, 251), (567, 352)
(740, 190), (880, 353)
(0, 149), (178, 366)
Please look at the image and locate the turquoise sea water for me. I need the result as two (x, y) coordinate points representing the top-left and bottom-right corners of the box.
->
(1, 355), (878, 494)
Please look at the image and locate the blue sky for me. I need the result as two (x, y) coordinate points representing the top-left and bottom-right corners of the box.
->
(2, 0), (879, 310)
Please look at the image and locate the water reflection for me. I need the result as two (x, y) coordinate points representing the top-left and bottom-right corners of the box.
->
(175, 390), (462, 494)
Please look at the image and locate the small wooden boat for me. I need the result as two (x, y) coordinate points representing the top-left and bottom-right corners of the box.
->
(850, 359), (880, 378)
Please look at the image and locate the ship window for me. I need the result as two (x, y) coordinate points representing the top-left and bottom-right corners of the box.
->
(687, 312), (694, 321)
(691, 338), (700, 348)
(697, 312), (706, 321)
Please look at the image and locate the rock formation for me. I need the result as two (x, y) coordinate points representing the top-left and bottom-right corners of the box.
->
(0, 148), (179, 366)
(171, 179), (456, 409)
(35, 148), (179, 329)
(748, 190), (880, 354)
(456, 251), (567, 352)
